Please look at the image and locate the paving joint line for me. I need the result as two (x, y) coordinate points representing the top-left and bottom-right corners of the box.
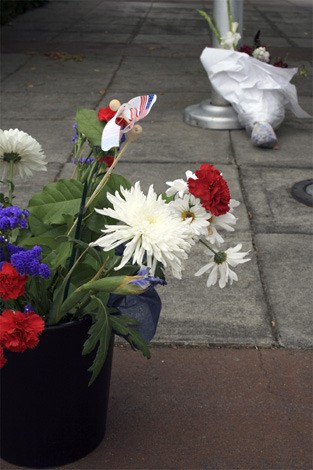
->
(229, 131), (281, 347)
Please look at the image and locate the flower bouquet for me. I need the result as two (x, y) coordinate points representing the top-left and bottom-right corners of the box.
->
(198, 1), (310, 148)
(0, 94), (250, 467)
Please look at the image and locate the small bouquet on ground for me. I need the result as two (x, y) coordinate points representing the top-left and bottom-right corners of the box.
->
(197, 1), (310, 148)
(0, 94), (250, 383)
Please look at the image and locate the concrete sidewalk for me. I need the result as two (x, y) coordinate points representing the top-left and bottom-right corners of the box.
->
(0, 1), (312, 468)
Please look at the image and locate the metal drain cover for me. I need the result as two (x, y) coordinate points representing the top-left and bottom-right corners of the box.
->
(291, 179), (313, 207)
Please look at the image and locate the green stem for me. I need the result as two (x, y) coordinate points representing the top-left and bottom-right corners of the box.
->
(226, 0), (233, 31)
(197, 9), (221, 43)
(199, 238), (218, 254)
(63, 180), (89, 302)
(7, 160), (14, 204)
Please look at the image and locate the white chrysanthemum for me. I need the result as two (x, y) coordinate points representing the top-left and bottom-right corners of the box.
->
(91, 182), (192, 279)
(0, 129), (47, 180)
(252, 47), (270, 63)
(195, 243), (250, 288)
(169, 194), (209, 241)
(205, 199), (239, 245)
(221, 23), (241, 50)
(166, 170), (197, 198)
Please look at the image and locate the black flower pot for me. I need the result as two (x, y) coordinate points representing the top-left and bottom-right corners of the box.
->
(0, 317), (114, 468)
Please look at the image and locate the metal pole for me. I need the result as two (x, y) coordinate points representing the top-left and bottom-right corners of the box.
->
(184, 0), (244, 130)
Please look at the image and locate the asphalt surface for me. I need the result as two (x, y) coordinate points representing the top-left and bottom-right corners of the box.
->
(0, 0), (312, 469)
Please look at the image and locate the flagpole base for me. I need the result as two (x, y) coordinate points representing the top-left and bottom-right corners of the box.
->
(184, 100), (243, 130)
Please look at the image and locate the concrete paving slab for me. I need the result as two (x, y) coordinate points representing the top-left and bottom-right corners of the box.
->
(110, 63), (208, 93)
(133, 34), (211, 46)
(0, 119), (74, 168)
(153, 235), (274, 347)
(138, 19), (211, 35)
(1, 55), (121, 94)
(255, 234), (313, 348)
(115, 55), (205, 74)
(117, 122), (235, 164)
(0, 92), (101, 121)
(240, 167), (313, 234)
(51, 32), (133, 45)
(230, 124), (313, 169)
(0, 53), (30, 80)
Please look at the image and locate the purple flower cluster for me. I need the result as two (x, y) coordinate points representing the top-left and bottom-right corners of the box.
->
(72, 156), (95, 165)
(0, 205), (30, 232)
(10, 245), (51, 279)
(71, 122), (79, 143)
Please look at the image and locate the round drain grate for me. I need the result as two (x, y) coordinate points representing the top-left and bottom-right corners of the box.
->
(291, 179), (313, 207)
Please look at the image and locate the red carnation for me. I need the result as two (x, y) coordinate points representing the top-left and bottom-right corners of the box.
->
(99, 155), (114, 167)
(98, 106), (116, 122)
(0, 310), (45, 353)
(0, 262), (27, 300)
(98, 106), (128, 127)
(188, 164), (231, 216)
(0, 347), (7, 368)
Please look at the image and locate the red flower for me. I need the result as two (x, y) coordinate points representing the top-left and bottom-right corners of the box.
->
(98, 106), (128, 126)
(0, 262), (27, 300)
(273, 58), (288, 68)
(98, 106), (116, 122)
(99, 155), (114, 167)
(188, 164), (231, 216)
(239, 44), (253, 56)
(0, 346), (7, 368)
(0, 310), (45, 353)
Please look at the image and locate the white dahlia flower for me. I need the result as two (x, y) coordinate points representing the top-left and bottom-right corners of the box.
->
(0, 129), (47, 180)
(169, 194), (209, 241)
(91, 182), (192, 279)
(195, 243), (250, 288)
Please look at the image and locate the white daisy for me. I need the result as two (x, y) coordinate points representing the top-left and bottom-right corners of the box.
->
(0, 129), (47, 180)
(91, 182), (192, 279)
(165, 170), (197, 198)
(169, 194), (209, 241)
(205, 199), (240, 245)
(195, 243), (250, 288)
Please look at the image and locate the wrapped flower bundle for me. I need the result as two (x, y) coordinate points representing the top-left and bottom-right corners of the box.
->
(0, 95), (249, 383)
(198, 1), (310, 148)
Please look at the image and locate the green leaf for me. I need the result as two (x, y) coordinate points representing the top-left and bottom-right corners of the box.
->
(27, 179), (83, 226)
(76, 108), (105, 147)
(110, 315), (151, 359)
(86, 173), (132, 233)
(82, 298), (112, 385)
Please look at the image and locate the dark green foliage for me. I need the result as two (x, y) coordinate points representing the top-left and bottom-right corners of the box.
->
(1, 0), (48, 25)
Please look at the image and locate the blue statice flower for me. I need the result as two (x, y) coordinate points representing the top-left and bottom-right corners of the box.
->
(71, 122), (79, 143)
(0, 241), (24, 263)
(10, 245), (51, 278)
(129, 266), (166, 289)
(72, 156), (95, 165)
(0, 205), (30, 231)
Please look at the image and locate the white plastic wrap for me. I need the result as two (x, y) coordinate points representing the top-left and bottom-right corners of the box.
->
(200, 48), (310, 147)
